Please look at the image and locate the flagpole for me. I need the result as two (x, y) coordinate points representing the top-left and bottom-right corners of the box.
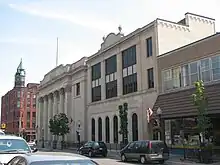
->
(56, 37), (59, 67)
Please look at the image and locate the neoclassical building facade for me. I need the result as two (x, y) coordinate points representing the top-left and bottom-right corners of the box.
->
(36, 13), (215, 145)
(36, 57), (87, 145)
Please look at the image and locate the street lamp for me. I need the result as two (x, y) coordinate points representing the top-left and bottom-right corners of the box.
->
(157, 107), (162, 140)
(41, 128), (44, 148)
(76, 121), (81, 149)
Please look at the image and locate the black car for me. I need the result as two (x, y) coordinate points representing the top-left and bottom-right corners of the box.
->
(120, 140), (169, 164)
(78, 141), (108, 157)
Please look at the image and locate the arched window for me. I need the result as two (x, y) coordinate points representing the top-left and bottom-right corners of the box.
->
(132, 113), (138, 141)
(105, 117), (110, 143)
(91, 118), (95, 141)
(98, 117), (102, 141)
(113, 115), (118, 143)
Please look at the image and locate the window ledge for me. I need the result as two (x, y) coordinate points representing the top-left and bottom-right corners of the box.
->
(74, 95), (81, 99)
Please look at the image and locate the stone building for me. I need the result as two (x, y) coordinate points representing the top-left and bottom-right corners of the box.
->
(36, 12), (216, 146)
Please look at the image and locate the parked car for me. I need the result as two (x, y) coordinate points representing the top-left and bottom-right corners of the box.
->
(0, 135), (38, 164)
(0, 130), (5, 135)
(7, 153), (99, 165)
(119, 140), (169, 164)
(77, 141), (108, 157)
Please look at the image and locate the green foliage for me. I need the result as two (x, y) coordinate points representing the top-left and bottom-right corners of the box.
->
(119, 103), (128, 143)
(192, 80), (212, 139)
(49, 113), (70, 137)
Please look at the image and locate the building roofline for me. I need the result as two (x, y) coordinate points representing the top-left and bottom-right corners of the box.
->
(185, 12), (215, 21)
(158, 33), (220, 58)
(87, 20), (156, 62)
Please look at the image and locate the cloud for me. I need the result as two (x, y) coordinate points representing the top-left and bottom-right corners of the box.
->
(8, 3), (118, 33)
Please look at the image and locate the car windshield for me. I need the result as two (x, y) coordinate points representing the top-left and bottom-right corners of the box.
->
(0, 139), (31, 152)
(30, 160), (98, 165)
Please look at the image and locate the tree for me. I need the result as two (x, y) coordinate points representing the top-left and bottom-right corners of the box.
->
(119, 102), (128, 144)
(192, 80), (212, 144)
(49, 113), (70, 145)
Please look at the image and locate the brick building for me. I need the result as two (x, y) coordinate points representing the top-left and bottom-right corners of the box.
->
(1, 59), (39, 141)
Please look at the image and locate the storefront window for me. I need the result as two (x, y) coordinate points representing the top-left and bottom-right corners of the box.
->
(165, 118), (199, 147)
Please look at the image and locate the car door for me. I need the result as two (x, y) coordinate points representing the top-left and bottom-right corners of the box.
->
(133, 141), (142, 160)
(82, 141), (93, 154)
(124, 142), (135, 160)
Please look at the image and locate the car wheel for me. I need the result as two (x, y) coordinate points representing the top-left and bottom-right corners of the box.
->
(121, 154), (126, 162)
(140, 156), (146, 164)
(79, 150), (82, 155)
(88, 151), (93, 157)
(159, 160), (165, 164)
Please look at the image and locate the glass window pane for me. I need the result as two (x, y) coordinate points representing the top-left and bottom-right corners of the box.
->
(181, 65), (189, 87)
(133, 64), (137, 73)
(110, 73), (114, 82)
(106, 75), (110, 83)
(201, 59), (210, 71)
(123, 68), (127, 77)
(213, 68), (220, 80)
(201, 70), (211, 82)
(190, 74), (198, 84)
(128, 66), (133, 75)
(190, 62), (198, 74)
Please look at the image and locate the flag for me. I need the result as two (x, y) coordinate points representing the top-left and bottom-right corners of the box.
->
(147, 108), (153, 123)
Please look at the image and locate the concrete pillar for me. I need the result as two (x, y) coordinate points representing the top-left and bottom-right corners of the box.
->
(52, 91), (58, 141)
(47, 94), (53, 141)
(59, 88), (65, 114)
(43, 96), (48, 141)
(65, 86), (72, 141)
(87, 66), (92, 103)
(101, 61), (106, 100)
(109, 116), (113, 144)
(117, 52), (122, 96)
(36, 97), (43, 142)
(39, 98), (44, 138)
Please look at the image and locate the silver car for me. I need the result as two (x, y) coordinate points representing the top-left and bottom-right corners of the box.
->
(7, 153), (99, 165)
(0, 135), (38, 164)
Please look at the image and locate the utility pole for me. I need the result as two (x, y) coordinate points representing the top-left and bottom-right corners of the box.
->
(56, 37), (59, 67)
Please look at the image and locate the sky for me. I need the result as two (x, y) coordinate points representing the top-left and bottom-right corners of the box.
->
(0, 0), (220, 107)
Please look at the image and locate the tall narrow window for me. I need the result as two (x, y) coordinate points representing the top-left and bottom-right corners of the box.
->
(76, 82), (80, 96)
(200, 58), (211, 82)
(147, 68), (154, 88)
(122, 45), (137, 95)
(91, 63), (101, 102)
(172, 67), (181, 88)
(163, 69), (172, 90)
(189, 62), (199, 85)
(146, 37), (153, 57)
(211, 56), (220, 80)
(105, 55), (117, 99)
(181, 65), (189, 87)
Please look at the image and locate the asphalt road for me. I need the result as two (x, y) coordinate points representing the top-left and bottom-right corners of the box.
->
(37, 151), (211, 165)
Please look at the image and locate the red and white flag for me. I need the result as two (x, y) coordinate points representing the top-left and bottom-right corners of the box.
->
(147, 108), (153, 123)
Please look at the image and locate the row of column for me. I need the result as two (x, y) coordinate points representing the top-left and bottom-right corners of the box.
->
(36, 86), (72, 142)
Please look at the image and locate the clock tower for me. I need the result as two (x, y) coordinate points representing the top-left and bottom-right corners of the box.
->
(14, 59), (26, 87)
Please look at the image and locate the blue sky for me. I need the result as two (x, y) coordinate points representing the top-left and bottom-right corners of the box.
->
(0, 0), (220, 103)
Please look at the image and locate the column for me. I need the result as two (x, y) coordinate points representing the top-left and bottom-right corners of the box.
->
(39, 98), (44, 139)
(136, 43), (142, 91)
(59, 88), (64, 114)
(43, 96), (48, 141)
(52, 91), (58, 141)
(53, 91), (58, 117)
(87, 66), (92, 103)
(65, 86), (72, 141)
(109, 117), (113, 144)
(117, 52), (123, 96)
(101, 61), (106, 100)
(47, 94), (53, 142)
(36, 97), (42, 142)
